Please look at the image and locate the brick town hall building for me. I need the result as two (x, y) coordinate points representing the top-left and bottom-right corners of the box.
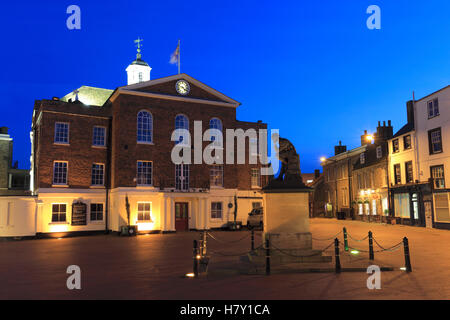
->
(26, 49), (267, 236)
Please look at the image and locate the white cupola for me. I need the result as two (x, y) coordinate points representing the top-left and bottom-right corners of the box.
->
(126, 38), (151, 85)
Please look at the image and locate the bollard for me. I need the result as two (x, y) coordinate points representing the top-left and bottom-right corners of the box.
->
(251, 229), (255, 251)
(265, 238), (270, 276)
(193, 240), (199, 278)
(403, 237), (412, 272)
(335, 238), (341, 273)
(368, 231), (374, 260)
(343, 227), (349, 252)
(203, 231), (207, 256)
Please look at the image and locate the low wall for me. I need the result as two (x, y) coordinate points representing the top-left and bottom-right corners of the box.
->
(0, 196), (37, 237)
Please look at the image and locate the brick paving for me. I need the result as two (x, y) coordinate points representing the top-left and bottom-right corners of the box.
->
(0, 218), (449, 299)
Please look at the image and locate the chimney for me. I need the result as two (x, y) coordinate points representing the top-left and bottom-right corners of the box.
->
(0, 127), (8, 135)
(334, 140), (347, 155)
(406, 100), (414, 125)
(314, 169), (321, 179)
(375, 120), (394, 143)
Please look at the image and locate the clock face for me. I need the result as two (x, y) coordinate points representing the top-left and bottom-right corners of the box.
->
(176, 80), (190, 95)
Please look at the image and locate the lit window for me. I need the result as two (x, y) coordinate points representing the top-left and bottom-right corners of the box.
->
(52, 204), (66, 222)
(251, 168), (261, 188)
(427, 98), (439, 118)
(90, 203), (103, 221)
(175, 115), (189, 145)
(54, 122), (69, 144)
(91, 163), (104, 186)
(211, 202), (222, 219)
(175, 164), (189, 190)
(431, 165), (445, 189)
(137, 161), (152, 186)
(137, 111), (153, 143)
(137, 202), (152, 221)
(92, 126), (106, 146)
(210, 165), (223, 187)
(53, 161), (68, 185)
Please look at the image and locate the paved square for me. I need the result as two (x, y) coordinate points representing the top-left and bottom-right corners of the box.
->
(0, 218), (449, 299)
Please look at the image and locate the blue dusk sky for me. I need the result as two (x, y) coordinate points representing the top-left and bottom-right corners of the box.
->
(0, 0), (449, 173)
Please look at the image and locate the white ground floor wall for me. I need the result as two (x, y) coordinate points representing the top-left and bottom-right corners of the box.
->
(0, 188), (263, 237)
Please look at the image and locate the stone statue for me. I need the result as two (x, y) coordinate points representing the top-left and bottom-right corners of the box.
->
(264, 135), (306, 189)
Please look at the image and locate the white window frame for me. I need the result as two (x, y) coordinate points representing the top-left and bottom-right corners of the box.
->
(53, 161), (68, 186)
(91, 163), (105, 186)
(137, 110), (153, 144)
(210, 165), (223, 187)
(211, 202), (223, 219)
(92, 126), (106, 147)
(90, 203), (104, 222)
(54, 122), (69, 145)
(251, 168), (261, 188)
(137, 161), (153, 186)
(175, 164), (189, 190)
(137, 202), (152, 222)
(51, 203), (67, 223)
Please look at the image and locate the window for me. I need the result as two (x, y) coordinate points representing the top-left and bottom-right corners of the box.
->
(52, 204), (66, 222)
(54, 122), (69, 144)
(209, 118), (222, 144)
(138, 72), (143, 83)
(404, 135), (411, 150)
(137, 202), (152, 221)
(427, 98), (439, 118)
(394, 164), (401, 185)
(252, 202), (262, 209)
(429, 128), (443, 154)
(175, 164), (189, 190)
(360, 153), (365, 164)
(92, 126), (106, 147)
(137, 111), (153, 143)
(392, 139), (399, 153)
(376, 146), (382, 159)
(53, 161), (68, 185)
(175, 114), (189, 144)
(210, 165), (223, 187)
(91, 163), (104, 186)
(434, 194), (450, 223)
(137, 161), (152, 186)
(341, 187), (348, 207)
(431, 165), (445, 189)
(405, 161), (413, 183)
(394, 194), (410, 218)
(90, 203), (103, 221)
(211, 202), (222, 219)
(251, 168), (261, 188)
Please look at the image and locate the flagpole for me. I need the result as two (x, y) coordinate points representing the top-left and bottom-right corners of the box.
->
(178, 39), (181, 74)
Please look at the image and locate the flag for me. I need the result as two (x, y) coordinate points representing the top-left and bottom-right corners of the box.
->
(170, 42), (180, 65)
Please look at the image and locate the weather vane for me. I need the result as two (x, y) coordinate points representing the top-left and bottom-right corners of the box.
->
(134, 37), (143, 58)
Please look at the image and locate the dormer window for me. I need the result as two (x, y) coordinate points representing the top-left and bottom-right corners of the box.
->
(360, 153), (365, 164)
(376, 146), (382, 159)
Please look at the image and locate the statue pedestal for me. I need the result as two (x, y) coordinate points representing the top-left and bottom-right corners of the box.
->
(244, 188), (331, 265)
(263, 189), (312, 250)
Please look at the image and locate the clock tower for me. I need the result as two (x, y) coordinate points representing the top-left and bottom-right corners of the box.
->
(126, 38), (152, 85)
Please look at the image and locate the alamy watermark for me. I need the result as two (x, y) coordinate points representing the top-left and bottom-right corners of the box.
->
(366, 5), (381, 30)
(366, 265), (381, 289)
(170, 122), (280, 176)
(66, 5), (81, 30)
(66, 265), (81, 290)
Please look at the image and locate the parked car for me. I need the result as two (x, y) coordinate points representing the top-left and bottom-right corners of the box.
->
(247, 207), (263, 229)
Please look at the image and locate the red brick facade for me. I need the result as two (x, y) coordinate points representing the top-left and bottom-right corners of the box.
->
(32, 75), (267, 192)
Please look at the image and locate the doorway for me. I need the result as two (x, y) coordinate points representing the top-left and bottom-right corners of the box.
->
(175, 202), (189, 231)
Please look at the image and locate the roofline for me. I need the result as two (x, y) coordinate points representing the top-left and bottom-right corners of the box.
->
(322, 145), (367, 164)
(109, 89), (239, 108)
(415, 85), (450, 102)
(118, 73), (241, 106)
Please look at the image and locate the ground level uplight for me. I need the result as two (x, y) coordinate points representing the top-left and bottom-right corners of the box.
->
(350, 250), (359, 255)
